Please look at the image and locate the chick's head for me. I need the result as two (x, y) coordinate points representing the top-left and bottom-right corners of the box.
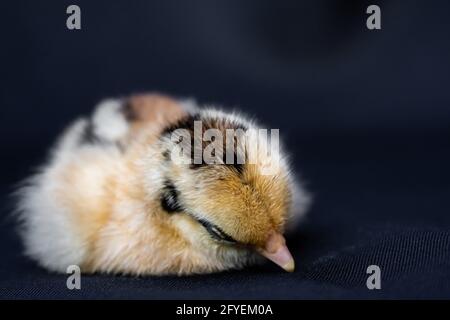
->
(158, 110), (298, 272)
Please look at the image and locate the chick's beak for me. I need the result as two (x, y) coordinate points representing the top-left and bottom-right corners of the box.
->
(257, 232), (295, 272)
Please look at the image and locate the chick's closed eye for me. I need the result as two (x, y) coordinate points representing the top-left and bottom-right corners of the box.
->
(197, 219), (237, 244)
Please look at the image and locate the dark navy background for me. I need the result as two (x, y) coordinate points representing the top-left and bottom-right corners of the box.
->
(1, 0), (449, 299)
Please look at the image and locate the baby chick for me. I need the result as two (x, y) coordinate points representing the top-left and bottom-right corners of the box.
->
(16, 94), (310, 276)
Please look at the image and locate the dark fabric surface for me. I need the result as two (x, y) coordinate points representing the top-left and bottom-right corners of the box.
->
(1, 0), (450, 299)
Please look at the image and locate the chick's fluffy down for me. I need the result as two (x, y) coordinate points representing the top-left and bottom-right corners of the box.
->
(16, 94), (310, 275)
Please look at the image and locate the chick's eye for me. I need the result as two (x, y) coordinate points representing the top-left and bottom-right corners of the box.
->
(198, 219), (236, 244)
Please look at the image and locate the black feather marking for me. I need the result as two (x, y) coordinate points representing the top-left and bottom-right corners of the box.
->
(162, 113), (248, 175)
(161, 113), (199, 136)
(79, 118), (122, 150)
(122, 100), (138, 122)
(161, 180), (183, 213)
(162, 149), (171, 160)
(79, 119), (99, 145)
